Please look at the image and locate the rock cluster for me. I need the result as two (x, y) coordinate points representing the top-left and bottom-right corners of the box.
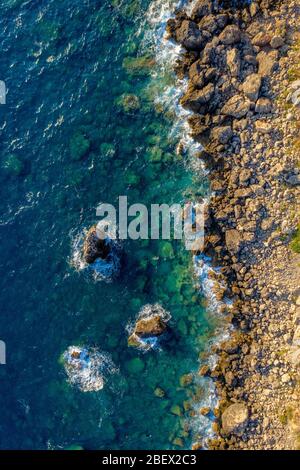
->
(168, 0), (300, 450)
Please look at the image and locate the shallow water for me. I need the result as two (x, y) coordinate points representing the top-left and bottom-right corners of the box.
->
(0, 0), (219, 449)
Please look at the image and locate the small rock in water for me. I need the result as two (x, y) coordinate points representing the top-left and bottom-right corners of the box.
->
(154, 387), (165, 398)
(62, 346), (116, 392)
(72, 224), (121, 281)
(2, 154), (24, 177)
(83, 225), (111, 264)
(128, 304), (171, 351)
(117, 93), (140, 114)
(170, 405), (182, 417)
(125, 357), (145, 374)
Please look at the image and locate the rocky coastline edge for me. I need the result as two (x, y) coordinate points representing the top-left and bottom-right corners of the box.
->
(167, 0), (300, 450)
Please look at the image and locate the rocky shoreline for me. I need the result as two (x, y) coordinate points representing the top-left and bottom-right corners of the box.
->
(167, 0), (300, 449)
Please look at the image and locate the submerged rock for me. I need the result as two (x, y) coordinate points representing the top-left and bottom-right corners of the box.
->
(117, 93), (140, 114)
(128, 304), (171, 351)
(2, 154), (24, 177)
(122, 55), (155, 76)
(69, 131), (90, 161)
(125, 357), (145, 374)
(62, 346), (116, 392)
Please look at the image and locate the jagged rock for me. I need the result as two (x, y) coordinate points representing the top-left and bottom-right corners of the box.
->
(255, 119), (272, 133)
(285, 174), (300, 186)
(249, 1), (260, 17)
(62, 346), (115, 392)
(244, 54), (258, 66)
(270, 35), (284, 49)
(199, 14), (219, 34)
(190, 0), (213, 20)
(199, 364), (211, 376)
(189, 62), (217, 88)
(242, 73), (262, 101)
(255, 97), (272, 113)
(200, 407), (211, 416)
(226, 48), (241, 77)
(181, 83), (215, 111)
(216, 14), (228, 29)
(211, 126), (232, 144)
(225, 229), (242, 255)
(83, 226), (111, 264)
(251, 31), (271, 47)
(134, 315), (167, 338)
(257, 50), (278, 77)
(221, 403), (249, 435)
(219, 25), (241, 45)
(128, 304), (171, 350)
(175, 20), (207, 51)
(221, 95), (251, 118)
(188, 113), (211, 138)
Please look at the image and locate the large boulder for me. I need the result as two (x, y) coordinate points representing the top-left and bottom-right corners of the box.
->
(175, 20), (207, 51)
(225, 229), (242, 255)
(221, 94), (251, 118)
(83, 226), (111, 264)
(251, 31), (271, 47)
(189, 62), (217, 88)
(219, 25), (241, 45)
(222, 403), (249, 435)
(135, 315), (167, 338)
(257, 50), (278, 77)
(211, 126), (232, 144)
(181, 83), (215, 111)
(242, 73), (262, 101)
(255, 97), (272, 113)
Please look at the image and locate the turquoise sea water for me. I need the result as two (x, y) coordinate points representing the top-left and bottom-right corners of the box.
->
(0, 0), (218, 449)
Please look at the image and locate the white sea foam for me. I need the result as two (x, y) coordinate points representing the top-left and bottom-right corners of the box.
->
(141, 0), (204, 167)
(62, 346), (118, 393)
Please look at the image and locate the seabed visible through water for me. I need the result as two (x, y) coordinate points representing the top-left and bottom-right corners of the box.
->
(0, 0), (228, 450)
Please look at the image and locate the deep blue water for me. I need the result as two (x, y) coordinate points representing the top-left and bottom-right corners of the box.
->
(0, 0), (216, 449)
